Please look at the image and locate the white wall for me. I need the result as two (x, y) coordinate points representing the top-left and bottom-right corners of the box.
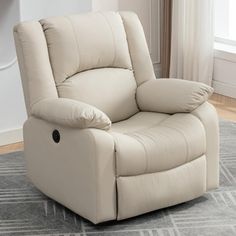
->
(93, 0), (118, 11)
(0, 0), (92, 146)
(0, 63), (25, 146)
(20, 0), (91, 21)
(213, 49), (236, 98)
(0, 0), (19, 68)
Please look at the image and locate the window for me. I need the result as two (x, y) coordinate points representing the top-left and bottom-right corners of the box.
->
(215, 0), (236, 46)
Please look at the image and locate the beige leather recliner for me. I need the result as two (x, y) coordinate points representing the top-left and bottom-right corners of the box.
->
(14, 11), (219, 224)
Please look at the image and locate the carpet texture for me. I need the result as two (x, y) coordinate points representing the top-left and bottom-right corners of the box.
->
(0, 120), (236, 236)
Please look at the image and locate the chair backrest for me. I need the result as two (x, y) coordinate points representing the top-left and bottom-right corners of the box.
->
(14, 11), (156, 122)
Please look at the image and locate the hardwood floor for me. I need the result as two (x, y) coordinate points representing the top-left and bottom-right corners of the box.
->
(0, 142), (24, 155)
(209, 93), (236, 122)
(0, 93), (235, 155)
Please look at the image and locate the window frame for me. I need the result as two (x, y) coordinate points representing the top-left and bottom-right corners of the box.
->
(215, 37), (236, 47)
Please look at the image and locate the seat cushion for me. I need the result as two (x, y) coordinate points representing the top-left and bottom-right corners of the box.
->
(111, 112), (206, 176)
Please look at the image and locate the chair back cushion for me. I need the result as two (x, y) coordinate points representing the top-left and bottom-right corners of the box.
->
(57, 68), (138, 122)
(40, 12), (132, 84)
(40, 12), (138, 121)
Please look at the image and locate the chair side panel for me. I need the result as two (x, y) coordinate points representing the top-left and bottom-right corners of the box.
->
(14, 21), (58, 115)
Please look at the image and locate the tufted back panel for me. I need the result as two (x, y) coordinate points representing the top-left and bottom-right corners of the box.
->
(57, 68), (138, 122)
(40, 12), (133, 84)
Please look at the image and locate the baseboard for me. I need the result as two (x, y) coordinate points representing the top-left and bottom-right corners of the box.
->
(213, 80), (236, 99)
(0, 128), (23, 146)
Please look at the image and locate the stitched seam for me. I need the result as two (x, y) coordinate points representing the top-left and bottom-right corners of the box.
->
(112, 136), (120, 178)
(87, 131), (99, 223)
(40, 22), (59, 90)
(14, 31), (32, 110)
(65, 16), (80, 77)
(191, 111), (210, 185)
(14, 27), (58, 112)
(121, 117), (197, 174)
(118, 13), (134, 73)
(126, 133), (149, 174)
(161, 125), (190, 163)
(118, 154), (206, 178)
(127, 130), (173, 174)
(99, 12), (117, 67)
(190, 113), (207, 153)
(109, 134), (119, 219)
(122, 115), (171, 135)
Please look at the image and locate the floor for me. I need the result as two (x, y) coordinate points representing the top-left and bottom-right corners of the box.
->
(0, 93), (235, 155)
(0, 142), (23, 155)
(210, 93), (236, 122)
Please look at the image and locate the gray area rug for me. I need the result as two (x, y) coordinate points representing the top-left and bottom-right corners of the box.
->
(0, 120), (236, 236)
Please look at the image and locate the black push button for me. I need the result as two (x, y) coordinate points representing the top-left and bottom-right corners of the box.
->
(52, 130), (60, 143)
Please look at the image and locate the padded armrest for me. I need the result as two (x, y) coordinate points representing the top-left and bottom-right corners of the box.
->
(137, 79), (214, 114)
(31, 98), (111, 130)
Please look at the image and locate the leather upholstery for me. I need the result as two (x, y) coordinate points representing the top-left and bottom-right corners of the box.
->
(14, 11), (219, 224)
(111, 112), (206, 176)
(191, 102), (219, 190)
(119, 12), (156, 85)
(111, 112), (169, 133)
(137, 79), (214, 114)
(32, 98), (111, 130)
(24, 117), (116, 224)
(57, 68), (138, 122)
(40, 12), (132, 84)
(117, 155), (206, 220)
(13, 22), (58, 114)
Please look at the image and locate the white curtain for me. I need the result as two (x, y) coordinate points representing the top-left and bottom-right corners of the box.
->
(169, 0), (215, 85)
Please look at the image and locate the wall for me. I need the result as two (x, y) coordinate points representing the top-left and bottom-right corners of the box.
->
(213, 46), (236, 98)
(0, 0), (23, 146)
(20, 0), (91, 21)
(0, 0), (92, 146)
(92, 0), (118, 11)
(0, 0), (19, 69)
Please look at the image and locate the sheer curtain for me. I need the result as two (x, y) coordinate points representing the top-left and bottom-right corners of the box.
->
(160, 0), (172, 78)
(169, 0), (215, 85)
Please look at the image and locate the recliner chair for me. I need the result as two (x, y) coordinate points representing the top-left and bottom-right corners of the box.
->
(14, 11), (219, 224)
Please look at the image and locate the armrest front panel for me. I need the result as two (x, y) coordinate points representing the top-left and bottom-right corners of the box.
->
(24, 117), (116, 224)
(191, 102), (219, 190)
(137, 79), (214, 114)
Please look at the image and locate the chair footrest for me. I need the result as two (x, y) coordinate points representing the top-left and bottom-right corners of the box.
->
(117, 155), (206, 220)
